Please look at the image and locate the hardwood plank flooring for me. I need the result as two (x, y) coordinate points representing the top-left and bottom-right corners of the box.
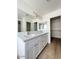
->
(37, 39), (61, 59)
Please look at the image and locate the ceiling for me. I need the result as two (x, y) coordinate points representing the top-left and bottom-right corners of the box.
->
(18, 9), (35, 19)
(18, 0), (61, 19)
(23, 0), (61, 16)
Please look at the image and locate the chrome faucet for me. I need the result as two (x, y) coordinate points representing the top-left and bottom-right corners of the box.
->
(27, 31), (30, 35)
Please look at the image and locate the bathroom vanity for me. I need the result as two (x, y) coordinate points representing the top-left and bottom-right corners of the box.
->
(17, 31), (48, 59)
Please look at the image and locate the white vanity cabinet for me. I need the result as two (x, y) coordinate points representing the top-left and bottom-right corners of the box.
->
(17, 32), (48, 59)
(28, 34), (48, 59)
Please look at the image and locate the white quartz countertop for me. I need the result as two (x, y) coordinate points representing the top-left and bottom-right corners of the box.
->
(17, 31), (48, 42)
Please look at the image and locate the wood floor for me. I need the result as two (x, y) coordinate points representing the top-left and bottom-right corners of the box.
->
(37, 38), (61, 59)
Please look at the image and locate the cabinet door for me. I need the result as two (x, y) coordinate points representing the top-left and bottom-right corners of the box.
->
(29, 47), (35, 59)
(39, 34), (48, 52)
(28, 39), (36, 59)
(17, 37), (25, 56)
(25, 42), (29, 59)
(29, 39), (40, 59)
(34, 43), (40, 57)
(29, 45), (39, 59)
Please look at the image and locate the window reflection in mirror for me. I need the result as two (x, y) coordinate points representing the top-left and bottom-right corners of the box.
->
(34, 22), (37, 31)
(39, 22), (47, 31)
(26, 22), (31, 31)
(18, 21), (21, 32)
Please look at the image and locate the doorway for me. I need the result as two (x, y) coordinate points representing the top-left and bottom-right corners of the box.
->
(50, 16), (61, 42)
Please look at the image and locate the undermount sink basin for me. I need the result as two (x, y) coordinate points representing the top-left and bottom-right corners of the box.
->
(30, 34), (36, 36)
(24, 34), (36, 38)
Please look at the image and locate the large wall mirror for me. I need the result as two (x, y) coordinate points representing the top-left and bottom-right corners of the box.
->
(18, 9), (47, 32)
(39, 22), (47, 31)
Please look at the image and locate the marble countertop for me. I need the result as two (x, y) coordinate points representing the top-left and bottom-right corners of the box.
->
(17, 31), (48, 42)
